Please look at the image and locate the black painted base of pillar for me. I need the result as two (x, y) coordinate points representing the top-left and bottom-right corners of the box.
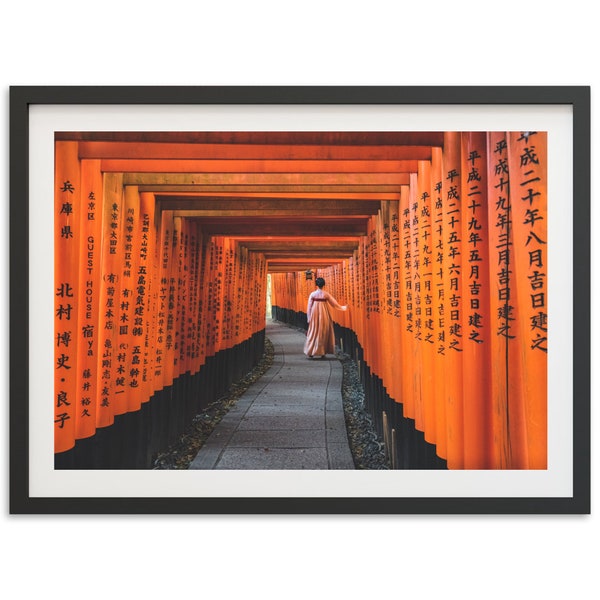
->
(271, 305), (308, 331)
(55, 329), (266, 469)
(271, 305), (447, 470)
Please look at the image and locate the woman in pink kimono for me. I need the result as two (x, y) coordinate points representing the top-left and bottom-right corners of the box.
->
(304, 277), (347, 358)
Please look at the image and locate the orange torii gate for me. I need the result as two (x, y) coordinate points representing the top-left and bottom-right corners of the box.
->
(55, 142), (269, 466)
(270, 132), (547, 470)
(54, 130), (546, 470)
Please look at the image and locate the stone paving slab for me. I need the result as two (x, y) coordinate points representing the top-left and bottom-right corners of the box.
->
(254, 391), (325, 403)
(213, 447), (329, 470)
(188, 318), (355, 470)
(228, 429), (327, 448)
(243, 404), (325, 416)
(252, 398), (325, 409)
(236, 414), (325, 431)
(328, 443), (357, 469)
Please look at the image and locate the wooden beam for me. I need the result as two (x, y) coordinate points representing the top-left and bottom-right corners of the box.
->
(192, 220), (369, 237)
(241, 244), (359, 254)
(124, 172), (411, 186)
(139, 185), (403, 193)
(158, 199), (381, 213)
(267, 260), (346, 265)
(267, 257), (347, 262)
(156, 191), (402, 201)
(102, 158), (420, 174)
(170, 209), (374, 217)
(262, 253), (354, 260)
(267, 259), (347, 265)
(229, 235), (361, 242)
(61, 131), (445, 146)
(267, 260), (347, 271)
(78, 141), (435, 161)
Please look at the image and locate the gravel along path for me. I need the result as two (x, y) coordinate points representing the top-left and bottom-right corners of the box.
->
(152, 338), (276, 470)
(153, 336), (389, 470)
(336, 350), (389, 470)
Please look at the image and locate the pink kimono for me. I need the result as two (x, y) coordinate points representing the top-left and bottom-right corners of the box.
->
(303, 289), (347, 357)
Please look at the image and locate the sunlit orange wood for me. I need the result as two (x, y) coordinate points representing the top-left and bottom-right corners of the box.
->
(399, 184), (415, 422)
(161, 192), (400, 201)
(196, 238), (209, 369)
(386, 199), (403, 408)
(153, 210), (173, 390)
(189, 222), (203, 374)
(137, 192), (158, 404)
(508, 131), (548, 469)
(54, 141), (81, 453)
(140, 184), (404, 194)
(430, 148), (448, 459)
(377, 201), (393, 401)
(441, 132), (464, 469)
(63, 130), (444, 146)
(75, 159), (103, 440)
(102, 159), (420, 174)
(53, 129), (548, 472)
(408, 172), (424, 433)
(172, 216), (185, 379)
(417, 160), (436, 446)
(95, 173), (124, 427)
(124, 172), (411, 187)
(118, 185), (142, 413)
(163, 213), (179, 386)
(460, 132), (492, 468)
(79, 141), (436, 161)
(486, 132), (514, 468)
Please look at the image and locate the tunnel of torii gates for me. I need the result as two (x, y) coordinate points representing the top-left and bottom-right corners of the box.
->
(54, 131), (547, 470)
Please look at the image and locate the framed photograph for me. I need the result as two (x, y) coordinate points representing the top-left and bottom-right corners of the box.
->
(10, 86), (590, 514)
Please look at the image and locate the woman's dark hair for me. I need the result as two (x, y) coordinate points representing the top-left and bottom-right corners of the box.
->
(315, 277), (326, 288)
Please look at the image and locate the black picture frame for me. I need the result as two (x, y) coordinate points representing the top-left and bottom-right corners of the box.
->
(9, 85), (591, 515)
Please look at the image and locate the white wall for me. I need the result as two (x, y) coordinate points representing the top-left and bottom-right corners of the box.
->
(1, 2), (596, 598)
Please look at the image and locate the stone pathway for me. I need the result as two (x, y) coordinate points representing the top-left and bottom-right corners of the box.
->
(189, 319), (354, 469)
